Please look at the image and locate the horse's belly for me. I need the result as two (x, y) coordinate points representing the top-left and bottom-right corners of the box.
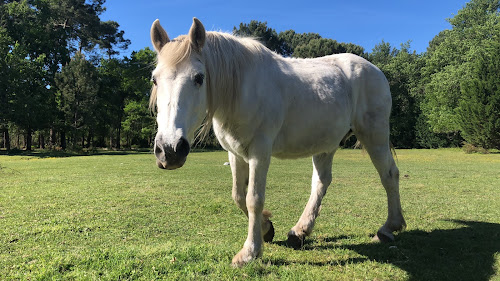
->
(272, 116), (350, 159)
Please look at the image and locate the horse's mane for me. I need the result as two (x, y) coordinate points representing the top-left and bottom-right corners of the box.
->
(150, 32), (276, 123)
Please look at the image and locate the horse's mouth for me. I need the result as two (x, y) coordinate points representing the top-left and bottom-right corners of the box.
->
(156, 158), (186, 170)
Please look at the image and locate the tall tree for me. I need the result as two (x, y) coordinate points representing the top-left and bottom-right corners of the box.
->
(1, 0), (130, 150)
(98, 57), (127, 148)
(457, 43), (500, 149)
(120, 48), (156, 148)
(55, 52), (99, 148)
(0, 25), (12, 149)
(421, 0), (500, 149)
(233, 20), (288, 55)
(94, 20), (131, 58)
(6, 44), (50, 150)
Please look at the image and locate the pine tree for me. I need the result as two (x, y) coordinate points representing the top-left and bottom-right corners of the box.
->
(55, 52), (99, 148)
(458, 44), (500, 149)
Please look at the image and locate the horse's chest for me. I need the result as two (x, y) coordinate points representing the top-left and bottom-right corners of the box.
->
(213, 121), (249, 160)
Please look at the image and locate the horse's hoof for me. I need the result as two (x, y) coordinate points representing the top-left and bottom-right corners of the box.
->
(286, 232), (305, 249)
(373, 230), (395, 243)
(263, 221), (275, 243)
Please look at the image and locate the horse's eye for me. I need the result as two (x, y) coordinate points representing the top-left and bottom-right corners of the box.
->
(151, 76), (157, 86)
(194, 73), (204, 86)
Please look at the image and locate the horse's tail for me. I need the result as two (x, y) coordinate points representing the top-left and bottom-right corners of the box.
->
(390, 142), (398, 163)
(353, 140), (398, 163)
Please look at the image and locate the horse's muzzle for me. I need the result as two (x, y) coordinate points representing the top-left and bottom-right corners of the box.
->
(154, 137), (190, 170)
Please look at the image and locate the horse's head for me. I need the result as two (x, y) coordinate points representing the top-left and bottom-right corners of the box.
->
(150, 18), (207, 170)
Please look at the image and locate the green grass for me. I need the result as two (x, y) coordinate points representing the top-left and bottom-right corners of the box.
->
(1, 149), (499, 280)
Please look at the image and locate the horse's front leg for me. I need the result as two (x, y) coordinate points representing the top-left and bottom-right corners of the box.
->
(229, 152), (249, 216)
(229, 152), (275, 244)
(231, 147), (271, 267)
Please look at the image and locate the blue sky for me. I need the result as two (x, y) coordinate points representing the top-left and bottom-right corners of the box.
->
(101, 0), (468, 57)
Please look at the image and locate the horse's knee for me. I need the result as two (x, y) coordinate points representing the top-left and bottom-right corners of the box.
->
(388, 165), (399, 180)
(320, 174), (332, 187)
(232, 189), (246, 210)
(246, 193), (264, 213)
(313, 173), (332, 197)
(382, 164), (399, 186)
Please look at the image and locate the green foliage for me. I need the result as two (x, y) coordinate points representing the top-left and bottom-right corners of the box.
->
(0, 26), (12, 128)
(422, 65), (465, 133)
(55, 52), (99, 145)
(421, 0), (500, 149)
(4, 42), (51, 150)
(292, 38), (365, 58)
(293, 38), (345, 58)
(370, 40), (398, 65)
(233, 20), (365, 58)
(1, 0), (131, 150)
(233, 21), (287, 55)
(120, 48), (157, 148)
(277, 30), (321, 56)
(414, 115), (463, 148)
(97, 58), (127, 148)
(457, 43), (500, 149)
(121, 100), (154, 148)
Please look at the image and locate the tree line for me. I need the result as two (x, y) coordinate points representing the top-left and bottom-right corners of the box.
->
(1, 0), (155, 151)
(1, 0), (499, 151)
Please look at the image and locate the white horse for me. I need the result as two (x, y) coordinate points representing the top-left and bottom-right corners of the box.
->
(150, 18), (405, 266)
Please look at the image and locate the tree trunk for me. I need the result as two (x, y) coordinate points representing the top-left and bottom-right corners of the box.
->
(50, 127), (56, 147)
(39, 133), (45, 149)
(87, 131), (93, 148)
(109, 130), (113, 149)
(26, 126), (32, 151)
(73, 110), (78, 147)
(116, 126), (121, 149)
(61, 130), (66, 150)
(3, 128), (10, 150)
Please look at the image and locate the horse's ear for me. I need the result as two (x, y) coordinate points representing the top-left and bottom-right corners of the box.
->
(150, 19), (170, 53)
(189, 17), (205, 52)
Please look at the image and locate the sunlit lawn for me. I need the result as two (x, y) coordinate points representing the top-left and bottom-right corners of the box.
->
(1, 149), (499, 280)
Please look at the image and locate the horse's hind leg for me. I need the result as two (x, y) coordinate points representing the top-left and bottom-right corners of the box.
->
(355, 129), (406, 242)
(229, 152), (274, 243)
(287, 151), (335, 248)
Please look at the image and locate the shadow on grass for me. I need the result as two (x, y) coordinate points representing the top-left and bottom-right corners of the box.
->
(273, 220), (500, 281)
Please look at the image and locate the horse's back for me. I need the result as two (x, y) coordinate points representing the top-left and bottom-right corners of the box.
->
(272, 53), (392, 157)
(270, 55), (356, 158)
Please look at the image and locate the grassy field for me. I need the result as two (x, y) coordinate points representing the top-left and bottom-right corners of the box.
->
(1, 149), (499, 280)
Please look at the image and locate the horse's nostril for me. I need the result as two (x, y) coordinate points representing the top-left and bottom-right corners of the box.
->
(154, 142), (165, 161)
(175, 137), (190, 158)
